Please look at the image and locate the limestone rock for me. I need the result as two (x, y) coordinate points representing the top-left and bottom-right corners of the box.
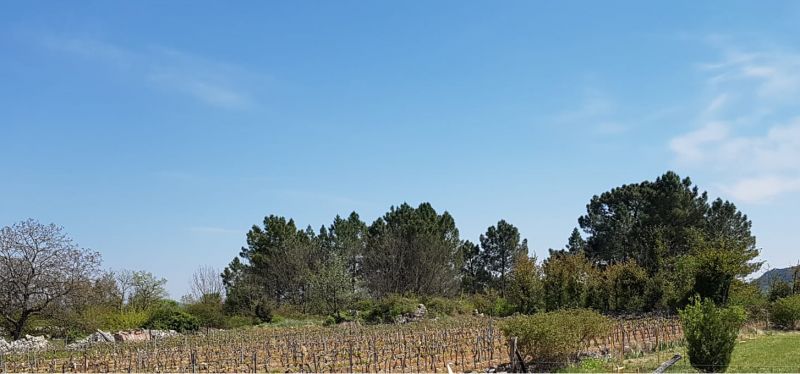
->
(3, 335), (49, 353)
(149, 329), (178, 340)
(114, 329), (150, 342)
(413, 304), (427, 319)
(66, 330), (115, 350)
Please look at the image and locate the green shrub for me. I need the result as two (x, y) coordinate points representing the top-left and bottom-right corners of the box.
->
(322, 315), (337, 326)
(255, 301), (273, 323)
(362, 295), (419, 323)
(144, 303), (200, 333)
(224, 315), (258, 329)
(490, 297), (516, 317)
(500, 309), (610, 369)
(542, 252), (593, 311)
(768, 280), (792, 302)
(469, 292), (516, 317)
(769, 295), (800, 330)
(604, 260), (647, 313)
(728, 281), (769, 322)
(506, 254), (545, 314)
(99, 309), (150, 331)
(422, 297), (471, 317)
(679, 297), (746, 373)
(185, 293), (226, 328)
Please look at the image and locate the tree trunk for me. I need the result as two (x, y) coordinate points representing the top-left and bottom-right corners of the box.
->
(12, 318), (26, 340)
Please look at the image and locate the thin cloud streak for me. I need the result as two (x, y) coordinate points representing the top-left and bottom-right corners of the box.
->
(40, 35), (256, 109)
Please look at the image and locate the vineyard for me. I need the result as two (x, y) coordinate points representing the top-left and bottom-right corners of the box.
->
(0, 317), (691, 373)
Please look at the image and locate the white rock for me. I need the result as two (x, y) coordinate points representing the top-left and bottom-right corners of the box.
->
(6, 335), (49, 353)
(0, 337), (10, 354)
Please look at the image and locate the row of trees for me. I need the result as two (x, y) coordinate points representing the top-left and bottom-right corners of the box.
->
(0, 219), (229, 339)
(223, 171), (762, 320)
(1, 171), (766, 338)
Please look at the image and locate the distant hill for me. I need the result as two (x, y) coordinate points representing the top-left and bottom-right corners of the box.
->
(753, 266), (798, 291)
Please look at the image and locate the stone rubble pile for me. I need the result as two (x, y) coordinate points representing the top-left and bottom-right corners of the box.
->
(394, 303), (428, 324)
(114, 329), (178, 342)
(65, 330), (115, 350)
(66, 329), (179, 350)
(0, 335), (49, 354)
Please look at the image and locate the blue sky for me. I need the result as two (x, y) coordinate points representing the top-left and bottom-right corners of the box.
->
(2, 1), (800, 297)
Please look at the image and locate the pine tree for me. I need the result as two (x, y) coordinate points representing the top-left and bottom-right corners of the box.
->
(480, 220), (528, 297)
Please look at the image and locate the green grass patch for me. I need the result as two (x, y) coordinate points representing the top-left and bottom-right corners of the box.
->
(562, 332), (800, 373)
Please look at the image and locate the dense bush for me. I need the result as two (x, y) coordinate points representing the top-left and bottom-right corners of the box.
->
(506, 255), (544, 314)
(185, 293), (226, 329)
(728, 281), (769, 322)
(467, 292), (515, 317)
(361, 295), (419, 323)
(679, 298), (746, 373)
(144, 302), (200, 333)
(100, 309), (151, 331)
(255, 301), (274, 323)
(224, 315), (259, 329)
(769, 295), (800, 330)
(768, 280), (792, 302)
(421, 296), (472, 317)
(542, 253), (592, 311)
(604, 260), (648, 313)
(500, 309), (610, 368)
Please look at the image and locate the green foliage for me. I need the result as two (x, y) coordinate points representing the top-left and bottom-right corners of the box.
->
(224, 315), (259, 329)
(461, 240), (491, 294)
(128, 271), (169, 311)
(480, 220), (528, 296)
(604, 260), (648, 313)
(769, 295), (800, 330)
(467, 291), (515, 317)
(353, 294), (476, 323)
(500, 309), (610, 368)
(421, 296), (471, 317)
(144, 302), (200, 333)
(768, 279), (793, 302)
(327, 212), (369, 296)
(322, 315), (337, 326)
(213, 172), (765, 322)
(689, 238), (761, 306)
(254, 301), (273, 323)
(506, 254), (544, 314)
(364, 203), (463, 297)
(565, 228), (587, 253)
(679, 297), (746, 372)
(727, 281), (769, 322)
(100, 309), (151, 331)
(306, 253), (355, 316)
(578, 172), (759, 277)
(543, 252), (592, 311)
(362, 295), (419, 323)
(185, 293), (226, 328)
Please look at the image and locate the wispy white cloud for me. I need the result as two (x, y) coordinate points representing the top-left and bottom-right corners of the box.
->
(553, 88), (631, 134)
(720, 176), (800, 204)
(670, 40), (800, 203)
(148, 72), (251, 109)
(41, 35), (257, 109)
(670, 121), (730, 163)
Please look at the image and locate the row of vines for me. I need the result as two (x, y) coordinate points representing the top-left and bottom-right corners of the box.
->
(1, 317), (689, 373)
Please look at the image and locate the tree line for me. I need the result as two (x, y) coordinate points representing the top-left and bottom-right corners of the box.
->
(223, 171), (762, 319)
(0, 171), (766, 339)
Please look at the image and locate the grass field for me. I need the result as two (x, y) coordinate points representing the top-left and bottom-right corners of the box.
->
(566, 332), (800, 373)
